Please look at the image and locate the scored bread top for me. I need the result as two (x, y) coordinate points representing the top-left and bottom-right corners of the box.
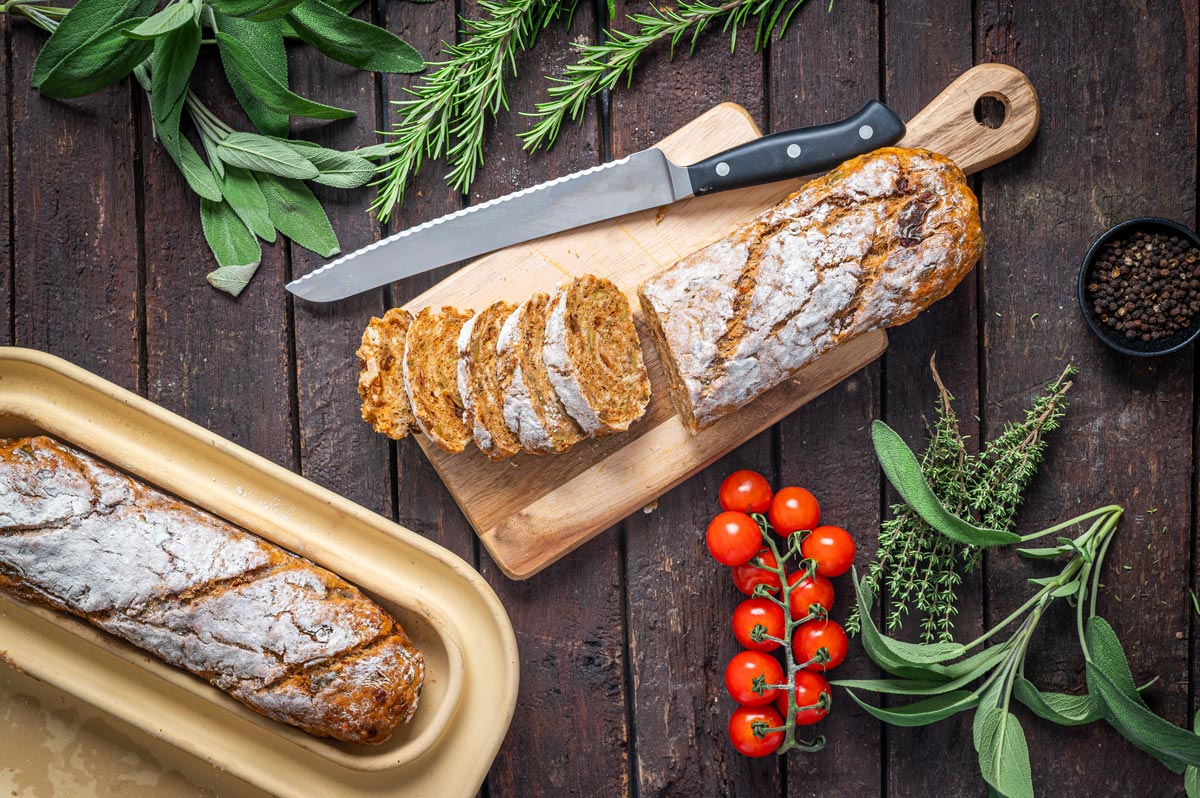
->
(639, 147), (983, 432)
(497, 294), (586, 454)
(544, 275), (650, 434)
(357, 308), (418, 440)
(457, 301), (521, 460)
(404, 306), (475, 453)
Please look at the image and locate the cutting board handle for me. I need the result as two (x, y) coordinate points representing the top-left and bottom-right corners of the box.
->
(899, 63), (1040, 175)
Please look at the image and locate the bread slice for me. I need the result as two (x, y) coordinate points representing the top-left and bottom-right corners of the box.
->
(403, 306), (474, 452)
(356, 309), (417, 440)
(639, 147), (983, 432)
(497, 295), (586, 454)
(457, 301), (521, 460)
(544, 275), (651, 435)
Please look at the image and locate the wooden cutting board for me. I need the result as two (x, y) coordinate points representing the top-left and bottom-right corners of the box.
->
(403, 63), (1040, 579)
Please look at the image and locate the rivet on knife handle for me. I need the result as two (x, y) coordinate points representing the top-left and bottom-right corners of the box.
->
(685, 100), (906, 195)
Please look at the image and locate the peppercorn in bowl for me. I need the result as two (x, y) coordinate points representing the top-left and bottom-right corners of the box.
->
(1078, 217), (1200, 356)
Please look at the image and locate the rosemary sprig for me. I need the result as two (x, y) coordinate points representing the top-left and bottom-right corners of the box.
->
(520, 0), (824, 152)
(370, 0), (571, 221)
(846, 359), (1076, 643)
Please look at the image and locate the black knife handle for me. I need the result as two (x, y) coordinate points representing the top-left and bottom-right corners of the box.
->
(686, 100), (906, 195)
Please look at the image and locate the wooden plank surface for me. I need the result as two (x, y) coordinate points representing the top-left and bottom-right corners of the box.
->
(979, 2), (1198, 796)
(613, 19), (776, 798)
(1, 2), (1199, 797)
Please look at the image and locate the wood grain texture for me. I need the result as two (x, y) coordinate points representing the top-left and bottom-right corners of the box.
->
(768, 2), (884, 795)
(142, 54), (295, 470)
(880, 4), (986, 797)
(979, 2), (1197, 796)
(403, 62), (1040, 580)
(289, 7), (391, 517)
(8, 25), (140, 388)
(1, 15), (10, 348)
(613, 21), (774, 798)
(462, 5), (631, 798)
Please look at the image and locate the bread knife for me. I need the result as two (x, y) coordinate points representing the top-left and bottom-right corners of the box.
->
(286, 101), (905, 303)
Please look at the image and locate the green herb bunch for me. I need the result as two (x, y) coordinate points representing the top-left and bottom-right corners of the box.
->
(2, 0), (423, 295)
(846, 360), (1075, 643)
(833, 420), (1200, 798)
(370, 0), (831, 220)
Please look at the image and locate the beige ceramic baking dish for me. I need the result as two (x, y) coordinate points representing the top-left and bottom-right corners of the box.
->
(0, 347), (519, 798)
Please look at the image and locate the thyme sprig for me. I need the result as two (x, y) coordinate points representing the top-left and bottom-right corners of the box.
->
(847, 360), (1075, 643)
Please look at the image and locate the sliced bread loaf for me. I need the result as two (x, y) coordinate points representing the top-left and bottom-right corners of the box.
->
(497, 294), (586, 454)
(356, 309), (417, 440)
(403, 306), (474, 453)
(544, 274), (650, 435)
(457, 301), (521, 460)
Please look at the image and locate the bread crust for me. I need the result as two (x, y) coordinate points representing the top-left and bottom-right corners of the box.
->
(0, 436), (424, 744)
(639, 147), (983, 432)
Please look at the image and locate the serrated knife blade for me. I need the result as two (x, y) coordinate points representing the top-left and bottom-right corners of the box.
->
(286, 100), (905, 302)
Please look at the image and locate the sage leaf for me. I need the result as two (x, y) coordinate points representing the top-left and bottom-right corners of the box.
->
(214, 13), (289, 137)
(1186, 711), (1200, 798)
(31, 0), (153, 88)
(1013, 678), (1100, 726)
(351, 142), (393, 159)
(200, 132), (226, 181)
(286, 0), (423, 73)
(833, 650), (1001, 696)
(844, 689), (980, 728)
(278, 0), (360, 34)
(217, 166), (276, 242)
(280, 140), (374, 188)
(256, 175), (340, 257)
(1016, 543), (1073, 560)
(973, 707), (1035, 798)
(207, 263), (261, 297)
(38, 18), (155, 98)
(210, 0), (305, 21)
(216, 132), (319, 179)
(872, 421), (1019, 548)
(200, 198), (261, 277)
(1086, 616), (1200, 773)
(215, 32), (355, 122)
(149, 21), (200, 127)
(852, 569), (966, 677)
(122, 1), (196, 39)
(163, 135), (222, 201)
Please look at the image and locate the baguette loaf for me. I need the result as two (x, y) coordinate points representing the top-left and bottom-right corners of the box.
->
(638, 147), (983, 432)
(0, 436), (424, 744)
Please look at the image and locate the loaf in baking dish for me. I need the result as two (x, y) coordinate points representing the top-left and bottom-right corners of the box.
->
(639, 147), (984, 432)
(0, 436), (424, 744)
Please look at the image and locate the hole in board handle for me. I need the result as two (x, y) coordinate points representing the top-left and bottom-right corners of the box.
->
(973, 92), (1008, 130)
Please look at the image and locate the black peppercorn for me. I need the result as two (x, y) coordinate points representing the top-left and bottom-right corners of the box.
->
(1086, 230), (1200, 343)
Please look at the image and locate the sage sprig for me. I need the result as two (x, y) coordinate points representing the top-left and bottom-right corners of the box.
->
(836, 415), (1200, 797)
(3, 0), (423, 295)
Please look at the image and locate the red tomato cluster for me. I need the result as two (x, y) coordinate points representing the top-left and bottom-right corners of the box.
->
(709, 470), (856, 758)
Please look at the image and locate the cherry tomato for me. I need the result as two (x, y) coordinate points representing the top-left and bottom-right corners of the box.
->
(732, 598), (786, 652)
(768, 487), (820, 534)
(719, 470), (773, 514)
(724, 651), (784, 706)
(792, 620), (849, 671)
(786, 570), (835, 619)
(801, 525), (856, 577)
(774, 670), (832, 726)
(732, 549), (783, 596)
(706, 511), (763, 566)
(728, 705), (784, 757)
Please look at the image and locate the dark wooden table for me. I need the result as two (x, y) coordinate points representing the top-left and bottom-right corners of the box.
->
(2, 0), (1198, 795)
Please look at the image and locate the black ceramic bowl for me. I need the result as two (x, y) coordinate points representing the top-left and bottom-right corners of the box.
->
(1077, 217), (1200, 357)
